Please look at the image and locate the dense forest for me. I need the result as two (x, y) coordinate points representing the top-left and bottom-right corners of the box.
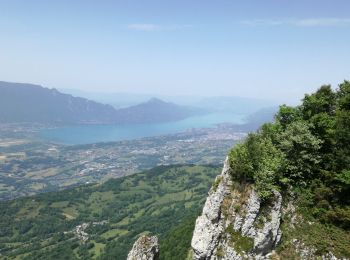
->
(229, 81), (350, 257)
(0, 165), (220, 259)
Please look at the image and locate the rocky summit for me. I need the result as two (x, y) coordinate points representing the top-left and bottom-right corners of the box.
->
(127, 235), (160, 260)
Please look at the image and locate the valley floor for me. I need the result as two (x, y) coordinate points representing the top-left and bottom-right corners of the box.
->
(0, 123), (245, 200)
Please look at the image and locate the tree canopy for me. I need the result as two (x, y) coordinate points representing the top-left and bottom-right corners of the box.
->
(229, 81), (350, 229)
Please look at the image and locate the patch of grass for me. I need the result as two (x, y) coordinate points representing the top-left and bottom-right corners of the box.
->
(216, 245), (225, 257)
(185, 249), (193, 260)
(101, 229), (128, 239)
(278, 218), (350, 258)
(90, 242), (105, 257)
(51, 201), (69, 208)
(221, 196), (233, 219)
(212, 176), (222, 192)
(226, 224), (254, 254)
(62, 206), (79, 219)
(253, 199), (274, 230)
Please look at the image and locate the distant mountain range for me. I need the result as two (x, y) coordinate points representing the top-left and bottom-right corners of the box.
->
(60, 89), (278, 113)
(114, 98), (205, 124)
(195, 96), (277, 114)
(0, 81), (205, 125)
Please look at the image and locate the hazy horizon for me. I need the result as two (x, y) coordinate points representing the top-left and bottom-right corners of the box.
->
(1, 0), (349, 104)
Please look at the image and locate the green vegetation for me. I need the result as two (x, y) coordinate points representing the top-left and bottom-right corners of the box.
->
(278, 215), (350, 258)
(0, 165), (220, 259)
(212, 176), (222, 192)
(229, 81), (350, 256)
(160, 212), (198, 260)
(226, 224), (254, 254)
(215, 246), (225, 257)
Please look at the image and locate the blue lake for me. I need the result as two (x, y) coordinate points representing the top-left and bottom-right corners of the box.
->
(39, 112), (246, 145)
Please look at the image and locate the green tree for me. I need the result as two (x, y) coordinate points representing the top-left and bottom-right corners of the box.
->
(277, 120), (322, 183)
(230, 132), (285, 200)
(275, 105), (301, 129)
(335, 81), (350, 170)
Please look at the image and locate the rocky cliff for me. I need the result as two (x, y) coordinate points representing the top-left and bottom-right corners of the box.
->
(190, 158), (344, 260)
(191, 157), (282, 259)
(127, 158), (347, 259)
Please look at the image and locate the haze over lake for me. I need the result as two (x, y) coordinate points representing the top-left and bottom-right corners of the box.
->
(39, 112), (245, 145)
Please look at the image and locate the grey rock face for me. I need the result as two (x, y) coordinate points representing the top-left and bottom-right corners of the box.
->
(253, 190), (282, 254)
(127, 235), (159, 260)
(191, 157), (232, 259)
(191, 158), (283, 260)
(237, 189), (261, 237)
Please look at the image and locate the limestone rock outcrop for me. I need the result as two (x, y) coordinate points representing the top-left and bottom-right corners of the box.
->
(191, 157), (282, 259)
(127, 235), (160, 260)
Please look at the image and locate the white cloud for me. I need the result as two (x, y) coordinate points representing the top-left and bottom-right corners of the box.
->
(127, 23), (192, 32)
(241, 18), (350, 27)
(127, 24), (161, 31)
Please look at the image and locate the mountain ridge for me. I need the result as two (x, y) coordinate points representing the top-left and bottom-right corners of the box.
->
(0, 81), (204, 125)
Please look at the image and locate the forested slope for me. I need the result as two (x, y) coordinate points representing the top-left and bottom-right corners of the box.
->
(0, 165), (220, 259)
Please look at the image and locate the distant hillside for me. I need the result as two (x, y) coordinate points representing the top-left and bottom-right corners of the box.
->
(0, 81), (116, 124)
(241, 106), (278, 130)
(218, 106), (278, 133)
(114, 98), (205, 124)
(196, 96), (277, 114)
(60, 89), (278, 115)
(0, 81), (203, 124)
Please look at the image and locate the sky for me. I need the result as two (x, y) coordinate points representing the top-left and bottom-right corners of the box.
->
(0, 0), (349, 103)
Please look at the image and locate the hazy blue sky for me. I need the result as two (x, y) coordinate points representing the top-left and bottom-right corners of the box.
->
(0, 0), (349, 102)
